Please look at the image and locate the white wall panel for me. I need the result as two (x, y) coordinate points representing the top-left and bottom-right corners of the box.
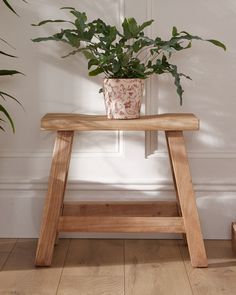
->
(0, 0), (235, 238)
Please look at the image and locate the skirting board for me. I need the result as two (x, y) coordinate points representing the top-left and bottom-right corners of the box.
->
(0, 186), (236, 239)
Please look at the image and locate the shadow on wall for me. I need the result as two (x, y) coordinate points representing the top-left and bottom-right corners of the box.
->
(155, 0), (236, 153)
(0, 0), (127, 171)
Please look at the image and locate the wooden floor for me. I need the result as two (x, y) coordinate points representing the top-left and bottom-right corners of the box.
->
(0, 239), (236, 294)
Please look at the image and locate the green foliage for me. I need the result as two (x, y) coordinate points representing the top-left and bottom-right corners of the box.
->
(2, 0), (27, 16)
(0, 0), (26, 132)
(32, 7), (226, 105)
(0, 43), (23, 133)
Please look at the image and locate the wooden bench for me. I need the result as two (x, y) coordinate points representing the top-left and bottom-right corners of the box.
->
(35, 113), (208, 268)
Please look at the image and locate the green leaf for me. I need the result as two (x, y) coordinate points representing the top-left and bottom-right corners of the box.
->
(60, 7), (77, 11)
(0, 104), (15, 132)
(83, 51), (95, 60)
(179, 73), (192, 80)
(0, 37), (15, 49)
(32, 30), (69, 44)
(62, 47), (86, 58)
(207, 39), (226, 51)
(139, 20), (154, 32)
(175, 33), (202, 41)
(127, 17), (139, 36)
(172, 26), (178, 37)
(32, 19), (70, 26)
(2, 0), (27, 16)
(89, 67), (104, 76)
(112, 60), (120, 73)
(3, 0), (19, 16)
(0, 70), (23, 76)
(122, 18), (139, 38)
(0, 91), (23, 107)
(72, 11), (87, 31)
(169, 65), (184, 105)
(32, 37), (54, 42)
(65, 31), (80, 47)
(0, 50), (17, 58)
(186, 42), (192, 49)
(72, 11), (87, 22)
(32, 35), (64, 42)
(0, 92), (6, 100)
(122, 19), (130, 38)
(88, 58), (99, 69)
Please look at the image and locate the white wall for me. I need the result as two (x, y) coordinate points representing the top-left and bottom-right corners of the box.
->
(0, 0), (235, 239)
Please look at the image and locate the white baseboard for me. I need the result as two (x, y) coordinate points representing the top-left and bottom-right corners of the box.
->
(0, 180), (236, 239)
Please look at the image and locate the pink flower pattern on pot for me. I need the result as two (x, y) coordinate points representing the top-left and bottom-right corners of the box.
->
(103, 78), (144, 119)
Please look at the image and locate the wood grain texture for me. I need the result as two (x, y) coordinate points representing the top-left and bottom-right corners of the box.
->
(0, 239), (70, 295)
(1, 239), (235, 294)
(125, 240), (192, 295)
(58, 216), (185, 233)
(41, 113), (199, 131)
(0, 239), (17, 271)
(166, 131), (208, 268)
(57, 239), (124, 295)
(0, 254), (9, 271)
(35, 131), (74, 266)
(0, 239), (16, 254)
(62, 201), (179, 217)
(37, 113), (203, 268)
(181, 240), (236, 295)
(232, 222), (236, 252)
(166, 132), (187, 244)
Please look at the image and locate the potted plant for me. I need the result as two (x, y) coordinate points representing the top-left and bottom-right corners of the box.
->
(32, 7), (226, 119)
(0, 0), (25, 132)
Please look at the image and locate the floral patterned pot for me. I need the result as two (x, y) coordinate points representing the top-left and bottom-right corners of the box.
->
(103, 78), (145, 119)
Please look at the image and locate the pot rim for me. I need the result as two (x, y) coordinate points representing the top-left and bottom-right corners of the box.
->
(104, 78), (145, 81)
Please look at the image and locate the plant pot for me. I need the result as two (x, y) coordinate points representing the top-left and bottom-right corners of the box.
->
(103, 78), (144, 119)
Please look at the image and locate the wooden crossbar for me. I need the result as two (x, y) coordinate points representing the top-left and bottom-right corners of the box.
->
(58, 216), (185, 233)
(62, 201), (179, 217)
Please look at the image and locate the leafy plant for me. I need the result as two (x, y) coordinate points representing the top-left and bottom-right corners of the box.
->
(0, 0), (26, 132)
(32, 7), (226, 105)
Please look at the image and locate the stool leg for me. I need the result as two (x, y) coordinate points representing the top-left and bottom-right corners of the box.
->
(232, 222), (236, 252)
(165, 132), (187, 245)
(165, 131), (208, 267)
(35, 131), (74, 266)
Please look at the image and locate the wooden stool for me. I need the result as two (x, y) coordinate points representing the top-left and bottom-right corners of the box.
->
(35, 113), (208, 268)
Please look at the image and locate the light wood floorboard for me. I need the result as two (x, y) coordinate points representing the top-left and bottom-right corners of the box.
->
(57, 239), (124, 295)
(0, 253), (9, 271)
(0, 239), (69, 295)
(180, 240), (236, 295)
(0, 239), (17, 253)
(0, 239), (17, 271)
(125, 240), (193, 295)
(0, 239), (235, 294)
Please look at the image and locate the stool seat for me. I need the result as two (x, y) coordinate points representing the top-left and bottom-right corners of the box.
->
(35, 113), (207, 268)
(41, 113), (199, 131)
